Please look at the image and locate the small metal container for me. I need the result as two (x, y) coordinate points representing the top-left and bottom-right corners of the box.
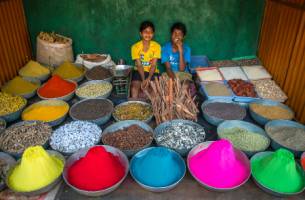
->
(6, 150), (65, 196)
(112, 101), (153, 123)
(102, 120), (153, 157)
(217, 120), (270, 156)
(0, 99), (27, 123)
(265, 120), (305, 157)
(249, 99), (294, 126)
(69, 98), (113, 125)
(22, 99), (69, 127)
(251, 151), (305, 197)
(110, 65), (132, 77)
(201, 99), (246, 126)
(76, 80), (113, 100)
(0, 152), (16, 191)
(129, 147), (186, 192)
(187, 141), (251, 192)
(62, 145), (129, 197)
(37, 80), (77, 102)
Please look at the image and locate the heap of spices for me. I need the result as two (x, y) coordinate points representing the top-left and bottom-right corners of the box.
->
(250, 104), (294, 120)
(86, 66), (112, 80)
(0, 92), (26, 116)
(2, 76), (39, 96)
(235, 58), (261, 66)
(219, 67), (248, 80)
(38, 32), (69, 44)
(155, 122), (205, 151)
(202, 82), (232, 96)
(251, 149), (305, 194)
(203, 102), (246, 120)
(113, 103), (152, 121)
(8, 146), (64, 192)
(38, 75), (76, 98)
(76, 82), (112, 98)
(22, 103), (69, 122)
(189, 139), (250, 189)
(68, 146), (125, 191)
(19, 60), (50, 78)
(53, 61), (84, 80)
(102, 125), (153, 150)
(228, 79), (257, 97)
(218, 127), (269, 152)
(131, 147), (184, 187)
(0, 122), (52, 154)
(209, 60), (238, 67)
(50, 121), (102, 154)
(266, 126), (305, 151)
(252, 80), (287, 101)
(70, 99), (113, 121)
(242, 66), (271, 80)
(196, 68), (223, 81)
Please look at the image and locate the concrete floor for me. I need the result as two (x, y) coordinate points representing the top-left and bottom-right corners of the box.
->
(55, 173), (305, 200)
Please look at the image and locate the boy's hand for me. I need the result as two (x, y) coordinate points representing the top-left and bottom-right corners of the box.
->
(175, 39), (183, 53)
(141, 79), (149, 90)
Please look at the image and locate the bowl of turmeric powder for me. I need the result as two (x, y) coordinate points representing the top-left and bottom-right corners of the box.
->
(18, 60), (50, 82)
(52, 62), (86, 83)
(21, 99), (69, 127)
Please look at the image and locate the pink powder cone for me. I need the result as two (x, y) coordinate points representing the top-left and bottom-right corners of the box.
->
(189, 139), (250, 188)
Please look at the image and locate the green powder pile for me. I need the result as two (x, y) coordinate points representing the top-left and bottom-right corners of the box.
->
(219, 127), (269, 152)
(251, 149), (305, 194)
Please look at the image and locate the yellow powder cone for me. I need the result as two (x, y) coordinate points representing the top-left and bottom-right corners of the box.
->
(19, 60), (50, 77)
(2, 76), (39, 95)
(53, 61), (84, 79)
(8, 146), (64, 192)
(22, 104), (68, 122)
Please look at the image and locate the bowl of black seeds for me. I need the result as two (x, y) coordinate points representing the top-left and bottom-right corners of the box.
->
(69, 98), (114, 125)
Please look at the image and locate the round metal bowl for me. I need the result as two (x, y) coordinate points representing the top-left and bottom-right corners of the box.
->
(249, 99), (294, 126)
(62, 145), (129, 197)
(154, 119), (206, 156)
(22, 99), (69, 127)
(102, 120), (154, 157)
(75, 80), (113, 100)
(85, 66), (113, 82)
(265, 120), (305, 157)
(0, 98), (27, 123)
(130, 147), (186, 192)
(0, 152), (16, 191)
(110, 65), (132, 77)
(1, 121), (51, 158)
(112, 101), (153, 123)
(217, 120), (270, 157)
(37, 80), (77, 102)
(0, 118), (6, 133)
(251, 151), (305, 197)
(187, 141), (251, 192)
(69, 98), (113, 125)
(201, 99), (246, 126)
(6, 150), (65, 196)
(1, 77), (41, 99)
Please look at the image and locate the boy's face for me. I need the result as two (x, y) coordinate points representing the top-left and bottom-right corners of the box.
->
(171, 29), (184, 43)
(140, 27), (154, 42)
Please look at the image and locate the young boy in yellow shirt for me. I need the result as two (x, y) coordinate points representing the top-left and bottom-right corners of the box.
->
(131, 21), (161, 98)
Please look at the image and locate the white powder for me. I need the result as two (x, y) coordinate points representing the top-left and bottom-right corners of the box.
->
(242, 65), (272, 80)
(197, 68), (223, 81)
(219, 67), (248, 80)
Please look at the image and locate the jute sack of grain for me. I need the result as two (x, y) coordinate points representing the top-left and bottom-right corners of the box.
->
(36, 34), (74, 66)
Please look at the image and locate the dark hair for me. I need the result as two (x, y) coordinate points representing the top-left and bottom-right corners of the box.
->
(171, 22), (187, 36)
(139, 21), (155, 32)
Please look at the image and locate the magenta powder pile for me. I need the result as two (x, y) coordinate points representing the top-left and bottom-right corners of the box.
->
(189, 139), (250, 189)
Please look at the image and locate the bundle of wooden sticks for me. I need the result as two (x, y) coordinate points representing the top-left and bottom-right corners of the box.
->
(143, 76), (199, 125)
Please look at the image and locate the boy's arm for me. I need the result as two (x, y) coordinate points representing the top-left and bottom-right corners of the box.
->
(165, 62), (175, 79)
(147, 58), (157, 80)
(135, 59), (145, 81)
(176, 41), (187, 71)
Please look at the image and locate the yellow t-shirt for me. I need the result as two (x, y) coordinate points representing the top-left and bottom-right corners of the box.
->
(131, 40), (161, 73)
